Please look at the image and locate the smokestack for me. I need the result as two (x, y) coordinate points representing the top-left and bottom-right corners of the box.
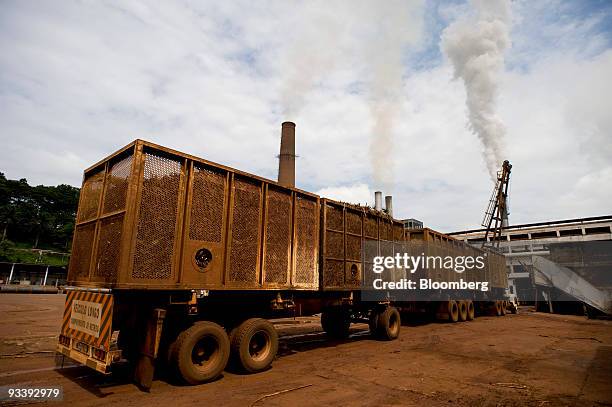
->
(385, 195), (393, 217)
(278, 121), (296, 188)
(374, 191), (383, 211)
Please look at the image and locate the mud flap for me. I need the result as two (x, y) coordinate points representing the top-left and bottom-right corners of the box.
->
(134, 308), (166, 391)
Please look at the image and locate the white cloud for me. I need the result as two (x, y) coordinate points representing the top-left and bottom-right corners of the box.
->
(500, 49), (612, 224)
(316, 183), (374, 207)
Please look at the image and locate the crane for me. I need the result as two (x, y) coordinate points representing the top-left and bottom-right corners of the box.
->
(481, 160), (512, 250)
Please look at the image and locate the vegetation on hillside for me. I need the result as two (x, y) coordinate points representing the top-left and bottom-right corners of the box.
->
(0, 172), (79, 265)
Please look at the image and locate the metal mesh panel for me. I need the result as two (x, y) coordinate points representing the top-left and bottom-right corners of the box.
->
(78, 171), (104, 222)
(346, 234), (362, 262)
(264, 189), (291, 284)
(408, 240), (427, 280)
(324, 259), (344, 287)
(489, 251), (507, 288)
(190, 166), (225, 242)
(463, 245), (478, 284)
(364, 238), (379, 263)
(326, 204), (343, 231)
(229, 178), (261, 283)
(94, 214), (124, 282)
(380, 220), (393, 241)
(295, 197), (317, 284)
(393, 224), (404, 242)
(69, 223), (96, 280)
(363, 262), (376, 288)
(394, 241), (409, 281)
(346, 211), (362, 235)
(427, 241), (443, 280)
(364, 216), (377, 239)
(132, 153), (181, 280)
(102, 155), (133, 214)
(380, 240), (395, 281)
(380, 240), (394, 258)
(325, 231), (344, 259)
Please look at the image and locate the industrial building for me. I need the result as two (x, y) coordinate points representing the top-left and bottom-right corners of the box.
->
(449, 215), (612, 315)
(401, 218), (423, 230)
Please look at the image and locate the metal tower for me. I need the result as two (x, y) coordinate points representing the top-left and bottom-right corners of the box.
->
(482, 160), (512, 249)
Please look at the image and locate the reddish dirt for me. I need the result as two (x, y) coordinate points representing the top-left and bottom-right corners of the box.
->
(0, 294), (611, 406)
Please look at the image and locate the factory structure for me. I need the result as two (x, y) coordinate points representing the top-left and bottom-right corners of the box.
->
(450, 216), (612, 315)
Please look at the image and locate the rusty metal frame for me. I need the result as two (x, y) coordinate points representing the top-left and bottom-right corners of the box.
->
(68, 139), (506, 292)
(291, 194), (320, 289)
(223, 174), (264, 289)
(260, 184), (294, 289)
(403, 227), (506, 289)
(321, 199), (390, 291)
(72, 146), (137, 285)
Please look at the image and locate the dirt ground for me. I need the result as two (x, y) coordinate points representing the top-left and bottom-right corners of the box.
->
(0, 294), (611, 406)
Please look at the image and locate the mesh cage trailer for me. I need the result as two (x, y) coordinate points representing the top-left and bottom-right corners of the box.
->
(58, 140), (509, 388)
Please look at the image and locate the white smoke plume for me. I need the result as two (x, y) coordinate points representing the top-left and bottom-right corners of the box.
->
(280, 3), (348, 118)
(442, 0), (511, 180)
(365, 1), (422, 192)
(279, 1), (423, 190)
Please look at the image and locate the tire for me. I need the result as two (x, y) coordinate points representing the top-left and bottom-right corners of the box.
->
(321, 307), (350, 339)
(230, 318), (278, 373)
(448, 301), (459, 323)
(509, 303), (518, 314)
(368, 311), (378, 336)
(171, 321), (230, 385)
(495, 301), (502, 316)
(457, 301), (468, 322)
(375, 306), (401, 340)
(466, 301), (475, 321)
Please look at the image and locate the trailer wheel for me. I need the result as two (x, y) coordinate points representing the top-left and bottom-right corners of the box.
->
(495, 301), (503, 316)
(321, 307), (351, 339)
(375, 306), (401, 340)
(368, 310), (379, 335)
(448, 301), (459, 322)
(171, 321), (230, 385)
(466, 301), (475, 321)
(510, 303), (518, 314)
(457, 301), (468, 322)
(230, 318), (278, 373)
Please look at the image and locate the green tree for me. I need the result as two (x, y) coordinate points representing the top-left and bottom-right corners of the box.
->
(0, 173), (79, 251)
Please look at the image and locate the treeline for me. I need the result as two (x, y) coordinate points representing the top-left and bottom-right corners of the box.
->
(0, 172), (79, 253)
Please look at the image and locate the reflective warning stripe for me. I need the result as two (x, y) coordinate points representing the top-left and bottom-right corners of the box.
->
(96, 298), (113, 349)
(61, 290), (114, 350)
(61, 291), (76, 333)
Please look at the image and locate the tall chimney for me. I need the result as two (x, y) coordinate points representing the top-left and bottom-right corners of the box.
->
(501, 205), (509, 228)
(374, 191), (383, 211)
(385, 195), (393, 217)
(278, 121), (296, 188)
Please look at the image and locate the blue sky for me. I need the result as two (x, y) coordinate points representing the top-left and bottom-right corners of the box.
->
(1, 0), (611, 231)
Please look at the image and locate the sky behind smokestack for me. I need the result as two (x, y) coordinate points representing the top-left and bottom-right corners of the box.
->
(1, 0), (611, 231)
